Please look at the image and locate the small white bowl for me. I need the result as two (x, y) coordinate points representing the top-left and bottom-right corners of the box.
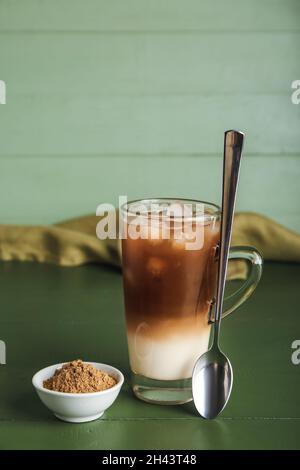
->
(32, 362), (124, 423)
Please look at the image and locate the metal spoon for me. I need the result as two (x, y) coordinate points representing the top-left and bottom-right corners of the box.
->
(192, 130), (244, 419)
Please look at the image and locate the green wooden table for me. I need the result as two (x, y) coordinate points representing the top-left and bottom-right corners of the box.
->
(0, 261), (299, 450)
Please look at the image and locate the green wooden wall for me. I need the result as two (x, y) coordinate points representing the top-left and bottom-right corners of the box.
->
(0, 0), (299, 230)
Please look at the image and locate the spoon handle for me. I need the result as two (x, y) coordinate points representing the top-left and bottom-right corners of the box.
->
(214, 130), (244, 336)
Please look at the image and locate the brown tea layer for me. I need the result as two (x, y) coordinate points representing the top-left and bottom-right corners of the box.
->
(122, 221), (219, 327)
(43, 359), (117, 393)
(126, 313), (211, 341)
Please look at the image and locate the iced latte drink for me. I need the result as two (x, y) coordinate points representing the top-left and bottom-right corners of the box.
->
(121, 199), (262, 404)
(121, 199), (220, 403)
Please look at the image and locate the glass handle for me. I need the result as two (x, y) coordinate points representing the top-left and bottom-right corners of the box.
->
(208, 245), (263, 323)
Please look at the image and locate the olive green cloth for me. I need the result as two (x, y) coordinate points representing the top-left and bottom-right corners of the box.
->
(0, 212), (299, 279)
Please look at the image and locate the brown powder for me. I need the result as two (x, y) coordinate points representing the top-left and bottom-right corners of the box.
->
(43, 359), (117, 393)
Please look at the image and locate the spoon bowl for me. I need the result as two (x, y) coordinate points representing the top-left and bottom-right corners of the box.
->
(192, 349), (233, 419)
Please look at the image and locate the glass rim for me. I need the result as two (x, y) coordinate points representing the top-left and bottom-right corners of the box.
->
(120, 198), (221, 223)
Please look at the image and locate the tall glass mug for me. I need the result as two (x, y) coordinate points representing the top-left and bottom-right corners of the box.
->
(121, 198), (262, 405)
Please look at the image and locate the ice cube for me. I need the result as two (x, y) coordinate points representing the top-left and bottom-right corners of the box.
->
(147, 257), (166, 277)
(172, 237), (187, 250)
(172, 223), (204, 250)
(138, 220), (163, 245)
(167, 202), (185, 219)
